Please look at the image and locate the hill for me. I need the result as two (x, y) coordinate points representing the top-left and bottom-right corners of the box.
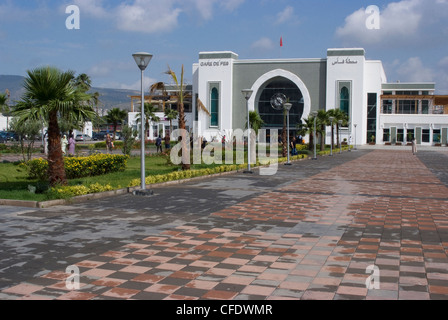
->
(0, 75), (138, 111)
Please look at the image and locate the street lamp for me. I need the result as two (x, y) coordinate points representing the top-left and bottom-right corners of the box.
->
(354, 124), (358, 150)
(242, 89), (253, 174)
(311, 111), (318, 160)
(284, 103), (293, 165)
(133, 52), (153, 196)
(329, 116), (334, 156)
(338, 120), (343, 154)
(348, 122), (352, 152)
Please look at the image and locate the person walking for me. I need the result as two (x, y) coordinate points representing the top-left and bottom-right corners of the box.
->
(68, 134), (76, 156)
(61, 135), (68, 155)
(156, 135), (163, 153)
(106, 134), (113, 153)
(165, 134), (171, 152)
(412, 138), (418, 155)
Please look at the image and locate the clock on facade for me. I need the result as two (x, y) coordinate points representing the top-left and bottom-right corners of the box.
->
(270, 93), (287, 111)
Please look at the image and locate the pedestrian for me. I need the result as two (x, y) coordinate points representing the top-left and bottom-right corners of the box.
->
(68, 134), (76, 156)
(156, 135), (163, 153)
(412, 138), (417, 155)
(165, 134), (171, 151)
(290, 137), (298, 156)
(106, 134), (113, 153)
(61, 135), (68, 155)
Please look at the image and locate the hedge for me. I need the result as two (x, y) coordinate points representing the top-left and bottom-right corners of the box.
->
(25, 154), (130, 181)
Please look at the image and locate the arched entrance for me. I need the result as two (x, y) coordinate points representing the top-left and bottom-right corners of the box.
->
(247, 69), (312, 122)
(256, 77), (304, 128)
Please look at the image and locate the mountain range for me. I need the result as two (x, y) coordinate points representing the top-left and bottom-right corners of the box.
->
(0, 75), (138, 112)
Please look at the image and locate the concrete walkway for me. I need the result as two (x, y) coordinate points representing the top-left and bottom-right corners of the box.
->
(1, 148), (448, 300)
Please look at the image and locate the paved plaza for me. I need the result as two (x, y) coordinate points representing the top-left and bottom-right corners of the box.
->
(1, 147), (448, 300)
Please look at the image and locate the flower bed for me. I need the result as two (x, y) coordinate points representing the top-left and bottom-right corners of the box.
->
(24, 154), (130, 181)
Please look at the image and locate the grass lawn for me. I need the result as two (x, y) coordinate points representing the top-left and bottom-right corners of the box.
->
(0, 154), (238, 202)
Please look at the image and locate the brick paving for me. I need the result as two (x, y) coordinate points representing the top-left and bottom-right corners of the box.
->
(1, 149), (448, 300)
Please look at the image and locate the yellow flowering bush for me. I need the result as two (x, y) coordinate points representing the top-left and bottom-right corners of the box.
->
(26, 154), (129, 180)
(50, 183), (114, 198)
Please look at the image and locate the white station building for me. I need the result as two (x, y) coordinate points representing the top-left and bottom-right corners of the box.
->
(191, 48), (448, 146)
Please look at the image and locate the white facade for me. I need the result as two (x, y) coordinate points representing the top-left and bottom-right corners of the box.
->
(192, 48), (448, 146)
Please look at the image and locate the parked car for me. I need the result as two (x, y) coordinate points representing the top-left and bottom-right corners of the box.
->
(0, 131), (19, 141)
(92, 132), (106, 141)
(75, 134), (92, 142)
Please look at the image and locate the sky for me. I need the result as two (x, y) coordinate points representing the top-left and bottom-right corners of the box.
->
(1, 0), (448, 93)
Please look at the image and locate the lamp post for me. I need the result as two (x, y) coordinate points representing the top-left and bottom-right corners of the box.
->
(133, 52), (153, 195)
(242, 89), (253, 174)
(348, 122), (352, 152)
(329, 116), (334, 156)
(284, 103), (293, 165)
(312, 111), (318, 160)
(354, 124), (358, 150)
(338, 120), (343, 154)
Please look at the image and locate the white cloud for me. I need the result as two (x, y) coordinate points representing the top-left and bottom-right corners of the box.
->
(116, 0), (183, 33)
(99, 75), (157, 91)
(395, 57), (435, 82)
(73, 0), (109, 18)
(336, 0), (432, 46)
(275, 6), (297, 25)
(251, 37), (274, 51)
(220, 0), (245, 12)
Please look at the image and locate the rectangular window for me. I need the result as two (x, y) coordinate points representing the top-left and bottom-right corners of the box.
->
(433, 129), (441, 143)
(422, 100), (429, 114)
(383, 129), (390, 143)
(382, 100), (393, 114)
(367, 93), (377, 143)
(407, 129), (415, 142)
(397, 129), (404, 142)
(422, 129), (430, 143)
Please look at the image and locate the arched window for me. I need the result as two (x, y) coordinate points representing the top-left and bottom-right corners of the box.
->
(340, 87), (350, 116)
(210, 88), (219, 127)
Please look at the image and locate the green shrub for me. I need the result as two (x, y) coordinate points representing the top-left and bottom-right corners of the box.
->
(25, 154), (129, 181)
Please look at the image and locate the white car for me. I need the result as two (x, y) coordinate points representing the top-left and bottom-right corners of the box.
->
(75, 134), (92, 142)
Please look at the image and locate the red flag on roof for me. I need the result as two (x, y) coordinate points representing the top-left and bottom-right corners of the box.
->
(280, 37), (283, 47)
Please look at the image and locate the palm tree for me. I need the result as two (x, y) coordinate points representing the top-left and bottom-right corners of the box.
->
(331, 109), (349, 147)
(317, 110), (329, 151)
(13, 66), (95, 186)
(247, 111), (265, 135)
(0, 92), (8, 115)
(73, 73), (92, 93)
(106, 108), (128, 141)
(297, 114), (317, 153)
(135, 103), (160, 139)
(165, 65), (190, 170)
(164, 107), (178, 136)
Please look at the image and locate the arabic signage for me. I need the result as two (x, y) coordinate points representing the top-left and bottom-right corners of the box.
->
(332, 57), (359, 66)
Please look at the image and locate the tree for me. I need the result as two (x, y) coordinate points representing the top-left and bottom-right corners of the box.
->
(247, 111), (265, 135)
(331, 109), (349, 147)
(106, 108), (128, 141)
(72, 73), (92, 93)
(121, 125), (138, 156)
(164, 107), (178, 136)
(297, 115), (317, 152)
(317, 110), (329, 151)
(0, 92), (8, 114)
(9, 117), (41, 162)
(13, 66), (95, 186)
(165, 65), (190, 170)
(135, 103), (160, 139)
